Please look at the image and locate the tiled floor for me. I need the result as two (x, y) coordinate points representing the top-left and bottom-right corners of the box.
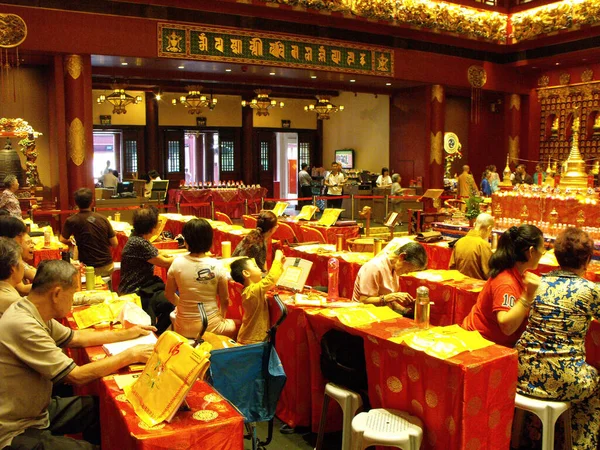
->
(243, 417), (342, 450)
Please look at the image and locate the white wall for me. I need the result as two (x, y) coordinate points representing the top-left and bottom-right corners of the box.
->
(322, 91), (389, 172)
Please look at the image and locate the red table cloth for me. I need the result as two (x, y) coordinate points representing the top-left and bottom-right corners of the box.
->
(168, 187), (267, 218)
(32, 248), (63, 267)
(421, 242), (453, 270)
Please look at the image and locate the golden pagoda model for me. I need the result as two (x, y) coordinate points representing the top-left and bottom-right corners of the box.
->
(499, 154), (513, 187)
(560, 110), (588, 190)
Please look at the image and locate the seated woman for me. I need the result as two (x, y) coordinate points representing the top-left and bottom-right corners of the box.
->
(232, 211), (278, 272)
(462, 224), (543, 347)
(0, 216), (35, 295)
(119, 207), (174, 333)
(516, 228), (600, 450)
(166, 218), (237, 339)
(0, 238), (24, 317)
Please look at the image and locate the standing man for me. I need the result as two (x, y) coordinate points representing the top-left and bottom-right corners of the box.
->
(457, 165), (477, 199)
(324, 162), (346, 209)
(513, 164), (533, 185)
(298, 164), (313, 207)
(102, 160), (112, 175)
(0, 260), (155, 449)
(532, 164), (546, 185)
(449, 213), (494, 280)
(60, 188), (118, 277)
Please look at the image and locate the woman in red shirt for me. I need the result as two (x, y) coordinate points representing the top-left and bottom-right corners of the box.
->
(462, 224), (544, 347)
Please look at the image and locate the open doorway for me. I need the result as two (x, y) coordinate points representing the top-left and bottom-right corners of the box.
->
(92, 131), (118, 184)
(183, 131), (219, 184)
(276, 132), (298, 203)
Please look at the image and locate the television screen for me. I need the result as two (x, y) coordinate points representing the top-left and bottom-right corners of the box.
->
(335, 149), (354, 169)
(116, 182), (133, 194)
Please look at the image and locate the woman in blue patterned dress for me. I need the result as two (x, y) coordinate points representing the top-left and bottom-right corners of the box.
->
(516, 227), (600, 450)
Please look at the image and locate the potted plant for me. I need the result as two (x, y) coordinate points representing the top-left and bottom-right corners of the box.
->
(464, 196), (483, 227)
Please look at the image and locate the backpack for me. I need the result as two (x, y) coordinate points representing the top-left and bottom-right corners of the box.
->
(320, 329), (368, 393)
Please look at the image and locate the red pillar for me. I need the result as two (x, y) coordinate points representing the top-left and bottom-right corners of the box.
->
(429, 85), (445, 188)
(507, 93), (521, 166)
(241, 102), (254, 185)
(64, 54), (94, 198)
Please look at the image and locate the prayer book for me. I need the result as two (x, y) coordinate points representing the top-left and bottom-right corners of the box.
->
(102, 332), (158, 356)
(277, 257), (313, 292)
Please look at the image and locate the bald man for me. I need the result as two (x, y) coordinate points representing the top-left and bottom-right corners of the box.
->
(457, 165), (477, 198)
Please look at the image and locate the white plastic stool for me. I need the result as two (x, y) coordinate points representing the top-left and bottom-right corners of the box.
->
(315, 383), (363, 450)
(512, 393), (572, 450)
(351, 408), (423, 450)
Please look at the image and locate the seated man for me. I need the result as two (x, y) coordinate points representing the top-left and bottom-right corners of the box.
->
(60, 188), (118, 277)
(353, 242), (427, 312)
(0, 238), (24, 317)
(0, 216), (36, 295)
(449, 213), (494, 280)
(0, 260), (155, 450)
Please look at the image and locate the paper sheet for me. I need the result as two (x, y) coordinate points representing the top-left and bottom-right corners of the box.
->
(102, 333), (158, 356)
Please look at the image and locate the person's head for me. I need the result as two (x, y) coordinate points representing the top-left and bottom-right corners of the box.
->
(474, 213), (494, 239)
(481, 170), (490, 181)
(0, 216), (32, 261)
(0, 237), (24, 285)
(517, 164), (526, 175)
(392, 173), (401, 183)
(381, 167), (389, 177)
(182, 218), (213, 253)
(256, 211), (278, 238)
(148, 170), (160, 180)
(301, 163), (308, 171)
(31, 260), (78, 318)
(331, 161), (339, 172)
(462, 165), (470, 173)
(74, 188), (93, 210)
(390, 242), (428, 275)
(230, 257), (262, 286)
(489, 165), (497, 172)
(142, 173), (151, 183)
(132, 206), (159, 237)
(489, 224), (544, 278)
(554, 227), (593, 272)
(106, 160), (111, 167)
(4, 174), (18, 192)
(535, 164), (541, 173)
(112, 170), (119, 178)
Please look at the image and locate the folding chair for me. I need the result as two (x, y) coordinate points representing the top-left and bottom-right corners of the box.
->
(242, 215), (257, 229)
(215, 211), (233, 225)
(272, 222), (297, 245)
(300, 226), (327, 244)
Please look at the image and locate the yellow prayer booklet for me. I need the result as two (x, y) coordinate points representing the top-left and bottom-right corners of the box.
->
(124, 332), (212, 427)
(389, 324), (494, 360)
(72, 294), (142, 329)
(114, 373), (142, 390)
(294, 205), (318, 221)
(270, 202), (289, 217)
(318, 304), (401, 327)
(317, 208), (344, 227)
(277, 257), (313, 292)
(148, 214), (168, 243)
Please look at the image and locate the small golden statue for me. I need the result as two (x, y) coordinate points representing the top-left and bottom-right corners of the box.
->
(549, 208), (559, 226)
(520, 205), (529, 223)
(359, 206), (372, 237)
(494, 203), (502, 218)
(577, 210), (585, 227)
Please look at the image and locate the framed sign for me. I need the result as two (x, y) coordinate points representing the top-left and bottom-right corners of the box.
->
(100, 115), (112, 126)
(281, 120), (291, 128)
(196, 117), (207, 127)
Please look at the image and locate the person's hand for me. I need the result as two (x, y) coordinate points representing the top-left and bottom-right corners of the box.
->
(274, 249), (285, 264)
(524, 272), (541, 299)
(383, 292), (414, 306)
(127, 344), (155, 364)
(124, 325), (157, 340)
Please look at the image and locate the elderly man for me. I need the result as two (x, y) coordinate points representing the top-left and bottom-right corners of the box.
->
(0, 238), (24, 317)
(0, 216), (36, 295)
(0, 174), (22, 219)
(353, 242), (427, 311)
(0, 260), (155, 449)
(449, 213), (494, 280)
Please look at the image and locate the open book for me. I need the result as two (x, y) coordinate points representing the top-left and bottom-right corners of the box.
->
(294, 205), (318, 221)
(102, 332), (158, 356)
(317, 208), (344, 227)
(277, 257), (313, 292)
(270, 202), (289, 217)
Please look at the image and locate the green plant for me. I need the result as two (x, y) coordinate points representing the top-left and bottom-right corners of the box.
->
(464, 196), (483, 221)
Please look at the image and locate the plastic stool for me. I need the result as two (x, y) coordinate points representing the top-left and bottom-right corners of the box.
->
(351, 408), (423, 450)
(315, 383), (363, 450)
(512, 393), (572, 450)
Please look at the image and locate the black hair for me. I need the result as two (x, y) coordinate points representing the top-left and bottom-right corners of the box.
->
(555, 227), (594, 270)
(74, 188), (93, 209)
(301, 163), (308, 170)
(381, 167), (389, 175)
(182, 218), (213, 253)
(112, 170), (119, 177)
(148, 170), (160, 179)
(230, 257), (251, 284)
(256, 211), (278, 234)
(141, 173), (151, 183)
(395, 242), (428, 270)
(0, 237), (21, 280)
(489, 224), (543, 278)
(31, 260), (78, 293)
(0, 216), (26, 238)
(132, 206), (159, 236)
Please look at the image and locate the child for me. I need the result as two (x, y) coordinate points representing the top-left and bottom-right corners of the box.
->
(230, 250), (285, 345)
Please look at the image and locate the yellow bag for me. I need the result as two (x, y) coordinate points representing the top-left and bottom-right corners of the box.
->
(319, 304), (401, 327)
(124, 331), (212, 427)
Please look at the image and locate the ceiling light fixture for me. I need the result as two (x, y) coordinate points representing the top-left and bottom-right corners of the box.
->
(121, 62), (128, 66)
(178, 65), (185, 69)
(386, 82), (392, 86)
(304, 95), (344, 120)
(350, 79), (356, 83)
(172, 85), (218, 114)
(311, 75), (317, 79)
(96, 83), (142, 114)
(225, 68), (232, 72)
(241, 89), (284, 116)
